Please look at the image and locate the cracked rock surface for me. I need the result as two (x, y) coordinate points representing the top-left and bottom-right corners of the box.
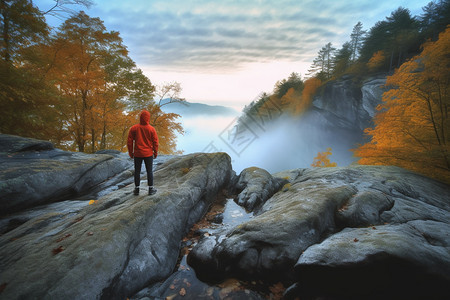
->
(0, 144), (232, 299)
(188, 166), (450, 298)
(0, 134), (132, 214)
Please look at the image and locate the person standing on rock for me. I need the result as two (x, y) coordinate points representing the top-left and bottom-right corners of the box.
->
(127, 110), (159, 195)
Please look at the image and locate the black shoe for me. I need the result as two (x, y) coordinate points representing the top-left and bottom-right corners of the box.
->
(148, 187), (157, 195)
(133, 187), (139, 195)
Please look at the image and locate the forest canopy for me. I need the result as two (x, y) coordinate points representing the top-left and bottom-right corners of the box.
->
(0, 1), (182, 154)
(239, 0), (449, 182)
(354, 27), (450, 183)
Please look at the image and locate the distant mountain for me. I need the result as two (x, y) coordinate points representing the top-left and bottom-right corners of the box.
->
(160, 99), (239, 117)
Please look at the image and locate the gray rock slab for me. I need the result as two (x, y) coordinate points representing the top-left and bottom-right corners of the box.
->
(0, 134), (132, 214)
(188, 165), (450, 296)
(0, 152), (233, 300)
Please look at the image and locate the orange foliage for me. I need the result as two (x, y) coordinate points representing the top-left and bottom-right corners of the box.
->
(367, 50), (386, 71)
(354, 27), (450, 183)
(277, 77), (322, 116)
(312, 147), (337, 167)
(280, 88), (301, 111)
(296, 77), (322, 114)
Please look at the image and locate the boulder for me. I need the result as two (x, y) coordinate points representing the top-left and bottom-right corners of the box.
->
(0, 133), (54, 152)
(288, 221), (450, 299)
(188, 165), (450, 298)
(0, 134), (132, 214)
(234, 167), (287, 211)
(0, 152), (233, 299)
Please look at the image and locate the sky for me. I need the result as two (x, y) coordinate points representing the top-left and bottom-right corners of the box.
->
(37, 0), (430, 110)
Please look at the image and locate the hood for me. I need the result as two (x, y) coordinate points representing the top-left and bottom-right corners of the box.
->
(139, 110), (150, 125)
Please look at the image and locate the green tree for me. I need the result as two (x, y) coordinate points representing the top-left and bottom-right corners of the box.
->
(419, 0), (450, 41)
(360, 7), (420, 72)
(350, 21), (366, 61)
(307, 42), (336, 80)
(274, 72), (303, 98)
(333, 42), (352, 76)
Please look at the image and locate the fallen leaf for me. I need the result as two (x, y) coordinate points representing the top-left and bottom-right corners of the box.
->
(165, 295), (176, 300)
(169, 284), (175, 290)
(52, 245), (64, 255)
(372, 226), (377, 230)
(88, 200), (96, 205)
(353, 238), (359, 242)
(56, 233), (72, 242)
(269, 282), (285, 300)
(87, 232), (94, 236)
(179, 287), (186, 296)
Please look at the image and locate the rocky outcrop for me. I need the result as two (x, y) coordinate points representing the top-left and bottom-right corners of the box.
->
(188, 166), (450, 298)
(234, 167), (287, 212)
(0, 146), (233, 299)
(1, 134), (449, 299)
(312, 75), (386, 131)
(0, 134), (132, 214)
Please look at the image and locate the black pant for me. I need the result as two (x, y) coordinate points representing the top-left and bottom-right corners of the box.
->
(134, 156), (153, 187)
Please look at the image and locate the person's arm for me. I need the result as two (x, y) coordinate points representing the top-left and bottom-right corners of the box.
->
(127, 127), (135, 158)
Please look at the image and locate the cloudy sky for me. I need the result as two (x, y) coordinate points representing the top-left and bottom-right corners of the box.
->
(38, 0), (430, 109)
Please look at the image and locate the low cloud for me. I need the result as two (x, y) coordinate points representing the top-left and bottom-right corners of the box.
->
(92, 0), (365, 72)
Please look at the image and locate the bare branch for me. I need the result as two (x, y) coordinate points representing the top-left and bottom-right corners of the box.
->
(41, 0), (93, 18)
(155, 82), (187, 107)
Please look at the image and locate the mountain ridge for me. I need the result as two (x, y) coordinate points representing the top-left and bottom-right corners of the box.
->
(160, 99), (239, 117)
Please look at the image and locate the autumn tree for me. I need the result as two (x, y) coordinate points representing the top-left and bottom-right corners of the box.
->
(42, 12), (133, 152)
(354, 27), (450, 183)
(294, 77), (322, 115)
(367, 50), (387, 72)
(0, 0), (58, 138)
(311, 147), (337, 167)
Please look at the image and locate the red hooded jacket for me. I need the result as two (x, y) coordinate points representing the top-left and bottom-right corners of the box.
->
(127, 110), (159, 158)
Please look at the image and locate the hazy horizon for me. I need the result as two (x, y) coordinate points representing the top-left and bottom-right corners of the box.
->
(167, 101), (359, 173)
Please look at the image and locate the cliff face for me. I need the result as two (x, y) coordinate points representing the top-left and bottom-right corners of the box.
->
(228, 74), (387, 172)
(312, 74), (386, 131)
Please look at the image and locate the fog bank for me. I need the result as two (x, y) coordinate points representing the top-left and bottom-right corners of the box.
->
(175, 110), (361, 174)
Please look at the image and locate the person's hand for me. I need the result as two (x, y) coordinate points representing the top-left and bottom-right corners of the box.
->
(153, 152), (158, 159)
(129, 153), (134, 159)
